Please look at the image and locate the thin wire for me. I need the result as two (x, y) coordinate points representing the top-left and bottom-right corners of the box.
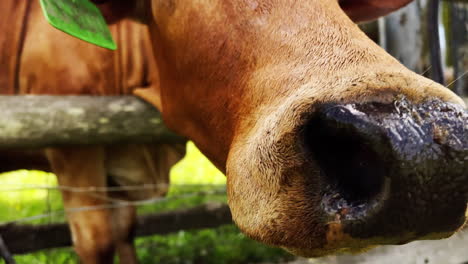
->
(446, 70), (468, 88)
(0, 234), (16, 264)
(0, 188), (226, 225)
(420, 65), (432, 76)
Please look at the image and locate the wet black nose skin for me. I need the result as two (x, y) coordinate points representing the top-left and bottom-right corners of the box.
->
(305, 96), (468, 243)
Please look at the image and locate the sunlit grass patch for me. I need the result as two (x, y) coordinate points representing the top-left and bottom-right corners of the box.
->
(136, 225), (294, 264)
(171, 142), (226, 185)
(0, 170), (57, 203)
(11, 248), (78, 264)
(0, 170), (63, 223)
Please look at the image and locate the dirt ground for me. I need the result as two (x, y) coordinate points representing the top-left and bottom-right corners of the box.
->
(264, 228), (468, 264)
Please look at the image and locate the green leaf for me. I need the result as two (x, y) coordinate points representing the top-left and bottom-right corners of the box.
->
(39, 0), (116, 50)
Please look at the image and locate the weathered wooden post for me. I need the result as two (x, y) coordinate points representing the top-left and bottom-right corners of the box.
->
(427, 0), (446, 84)
(449, 2), (468, 96)
(379, 0), (427, 73)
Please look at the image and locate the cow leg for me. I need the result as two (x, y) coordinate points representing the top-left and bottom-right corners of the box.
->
(103, 143), (187, 263)
(110, 202), (138, 264)
(46, 147), (115, 264)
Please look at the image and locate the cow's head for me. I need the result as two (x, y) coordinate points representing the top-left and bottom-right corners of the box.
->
(92, 0), (467, 257)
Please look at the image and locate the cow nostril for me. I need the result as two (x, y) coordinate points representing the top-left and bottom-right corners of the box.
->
(303, 110), (387, 206)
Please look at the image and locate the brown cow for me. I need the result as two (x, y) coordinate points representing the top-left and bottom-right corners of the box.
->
(4, 0), (468, 263)
(0, 1), (185, 263)
(90, 0), (467, 260)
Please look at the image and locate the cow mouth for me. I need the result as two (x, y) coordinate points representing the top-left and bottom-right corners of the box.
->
(302, 96), (468, 245)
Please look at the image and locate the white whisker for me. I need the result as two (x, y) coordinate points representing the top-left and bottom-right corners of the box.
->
(446, 70), (468, 88)
(420, 65), (432, 76)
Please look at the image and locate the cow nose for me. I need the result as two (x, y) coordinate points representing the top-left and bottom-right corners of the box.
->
(303, 96), (468, 242)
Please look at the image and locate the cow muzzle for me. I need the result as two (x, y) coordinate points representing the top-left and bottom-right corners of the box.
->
(304, 96), (468, 247)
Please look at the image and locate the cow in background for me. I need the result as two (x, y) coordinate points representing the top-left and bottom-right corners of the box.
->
(92, 0), (467, 260)
(0, 1), (185, 263)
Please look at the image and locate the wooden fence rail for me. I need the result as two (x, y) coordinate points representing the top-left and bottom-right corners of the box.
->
(0, 202), (232, 255)
(0, 95), (184, 149)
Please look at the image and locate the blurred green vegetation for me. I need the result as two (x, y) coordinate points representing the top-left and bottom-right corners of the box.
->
(0, 142), (293, 264)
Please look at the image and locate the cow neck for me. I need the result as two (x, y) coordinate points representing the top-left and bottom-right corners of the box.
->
(0, 0), (32, 95)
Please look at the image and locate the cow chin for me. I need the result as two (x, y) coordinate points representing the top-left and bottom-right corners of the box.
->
(226, 81), (468, 256)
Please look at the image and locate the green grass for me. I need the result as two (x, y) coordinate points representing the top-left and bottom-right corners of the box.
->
(0, 170), (64, 224)
(0, 142), (293, 264)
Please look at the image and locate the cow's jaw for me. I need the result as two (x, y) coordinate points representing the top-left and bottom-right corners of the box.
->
(147, 0), (468, 256)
